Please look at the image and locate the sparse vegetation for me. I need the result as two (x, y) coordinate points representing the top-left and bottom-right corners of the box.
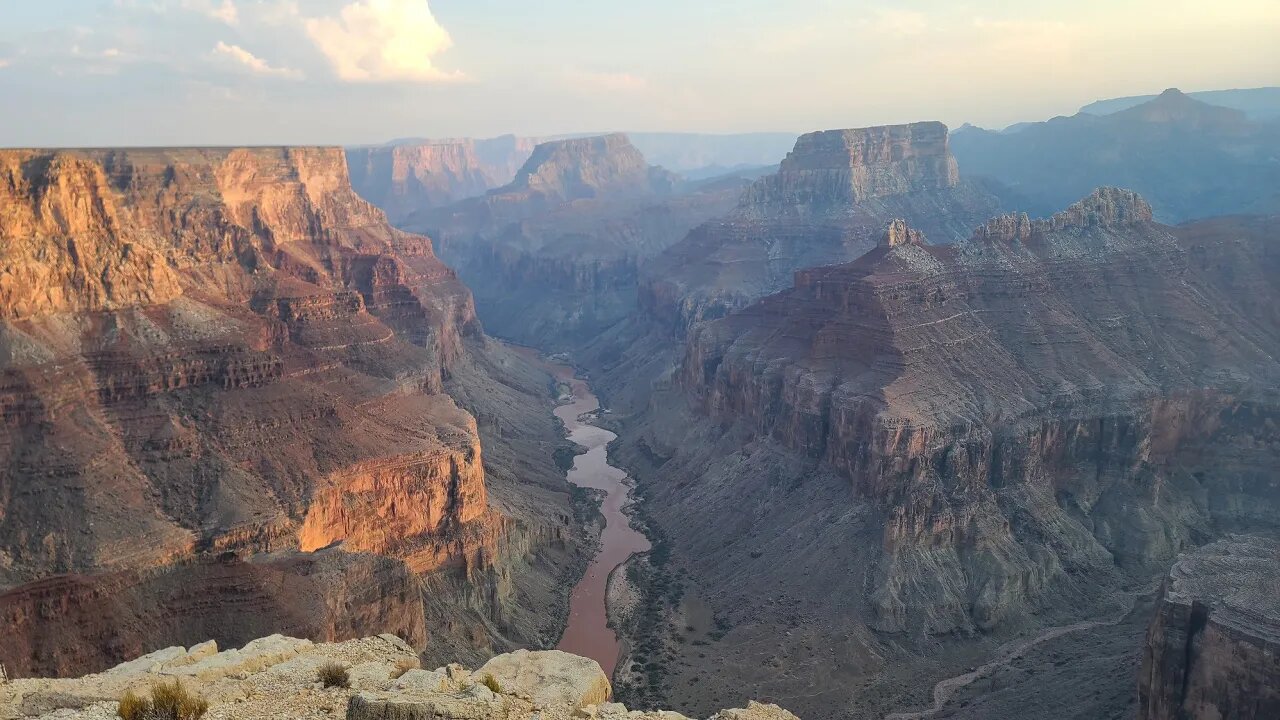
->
(479, 673), (503, 693)
(117, 679), (209, 720)
(316, 661), (350, 689)
(389, 657), (420, 680)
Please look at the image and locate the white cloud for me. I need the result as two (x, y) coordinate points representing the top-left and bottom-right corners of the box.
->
(184, 0), (239, 25)
(303, 0), (462, 83)
(212, 41), (302, 79)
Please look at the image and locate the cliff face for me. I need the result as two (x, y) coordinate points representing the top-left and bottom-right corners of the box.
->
(0, 147), (585, 677)
(406, 135), (739, 350)
(1139, 536), (1280, 720)
(640, 122), (1002, 335)
(346, 135), (538, 223)
(745, 122), (958, 205)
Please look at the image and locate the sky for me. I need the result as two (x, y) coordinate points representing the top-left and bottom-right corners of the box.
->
(1, 0), (1278, 147)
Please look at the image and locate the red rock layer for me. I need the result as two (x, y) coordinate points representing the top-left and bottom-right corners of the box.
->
(680, 189), (1280, 632)
(0, 146), (490, 588)
(0, 550), (428, 678)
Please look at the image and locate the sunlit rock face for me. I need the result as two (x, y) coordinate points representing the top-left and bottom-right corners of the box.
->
(0, 146), (580, 676)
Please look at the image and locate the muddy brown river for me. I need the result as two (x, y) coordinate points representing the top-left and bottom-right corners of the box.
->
(540, 359), (650, 677)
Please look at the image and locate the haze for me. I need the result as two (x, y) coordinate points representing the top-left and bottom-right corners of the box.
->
(3, 0), (1278, 147)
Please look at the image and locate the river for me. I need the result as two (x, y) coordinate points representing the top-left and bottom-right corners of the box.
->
(535, 356), (650, 677)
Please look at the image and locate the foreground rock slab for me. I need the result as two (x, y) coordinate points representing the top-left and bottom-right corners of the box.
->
(0, 635), (800, 720)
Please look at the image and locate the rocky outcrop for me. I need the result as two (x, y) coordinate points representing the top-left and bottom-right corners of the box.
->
(346, 135), (538, 223)
(640, 122), (1002, 335)
(407, 135), (742, 349)
(1138, 535), (1280, 720)
(0, 147), (586, 677)
(951, 88), (1280, 222)
(745, 122), (958, 205)
(0, 635), (801, 720)
(508, 133), (677, 204)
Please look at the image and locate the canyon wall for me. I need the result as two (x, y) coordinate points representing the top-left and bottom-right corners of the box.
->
(410, 135), (742, 349)
(346, 135), (538, 223)
(601, 190), (1280, 718)
(639, 122), (1003, 336)
(1138, 535), (1280, 720)
(680, 188), (1280, 633)
(0, 147), (584, 676)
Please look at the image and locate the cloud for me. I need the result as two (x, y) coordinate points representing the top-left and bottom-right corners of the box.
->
(212, 41), (302, 79)
(183, 0), (239, 25)
(303, 0), (462, 82)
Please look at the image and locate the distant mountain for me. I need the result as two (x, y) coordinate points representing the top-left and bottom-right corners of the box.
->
(1080, 86), (1280, 120)
(625, 132), (799, 174)
(951, 88), (1280, 222)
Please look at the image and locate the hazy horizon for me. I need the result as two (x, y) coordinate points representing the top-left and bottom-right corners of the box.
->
(2, 0), (1278, 147)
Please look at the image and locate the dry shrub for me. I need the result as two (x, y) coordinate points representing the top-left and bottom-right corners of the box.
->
(389, 657), (420, 680)
(117, 680), (208, 720)
(317, 661), (350, 688)
(479, 673), (502, 693)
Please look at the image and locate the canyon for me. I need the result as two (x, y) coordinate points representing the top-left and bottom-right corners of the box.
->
(597, 189), (1280, 719)
(2, 93), (1277, 720)
(0, 147), (589, 677)
(412, 134), (748, 349)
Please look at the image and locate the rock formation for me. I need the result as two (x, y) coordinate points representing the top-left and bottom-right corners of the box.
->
(1139, 535), (1280, 720)
(406, 135), (744, 349)
(0, 634), (801, 720)
(639, 122), (1003, 335)
(0, 147), (587, 677)
(951, 89), (1280, 222)
(600, 191), (1280, 718)
(347, 135), (538, 223)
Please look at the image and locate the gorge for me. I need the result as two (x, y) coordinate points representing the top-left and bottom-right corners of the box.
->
(2, 96), (1277, 720)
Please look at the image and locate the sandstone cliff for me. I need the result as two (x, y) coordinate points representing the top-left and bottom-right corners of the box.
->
(640, 122), (1002, 335)
(0, 634), (801, 720)
(405, 135), (742, 349)
(346, 135), (538, 223)
(1138, 535), (1280, 720)
(601, 192), (1280, 718)
(0, 147), (585, 677)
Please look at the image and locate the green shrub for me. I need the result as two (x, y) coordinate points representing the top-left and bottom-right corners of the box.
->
(117, 679), (208, 720)
(317, 661), (350, 689)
